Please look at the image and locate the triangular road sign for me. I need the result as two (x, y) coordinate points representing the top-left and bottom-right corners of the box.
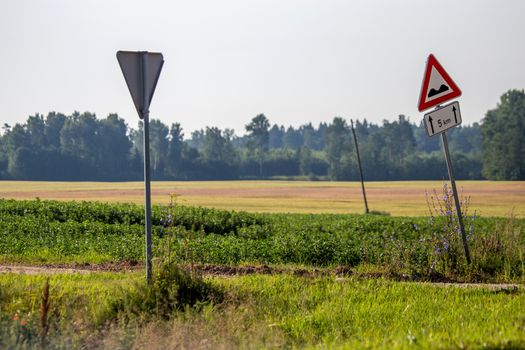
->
(117, 51), (164, 119)
(418, 54), (461, 112)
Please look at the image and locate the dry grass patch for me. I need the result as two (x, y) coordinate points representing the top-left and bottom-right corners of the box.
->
(0, 180), (524, 216)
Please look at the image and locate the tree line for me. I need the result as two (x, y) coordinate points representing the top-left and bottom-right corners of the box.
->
(0, 89), (523, 181)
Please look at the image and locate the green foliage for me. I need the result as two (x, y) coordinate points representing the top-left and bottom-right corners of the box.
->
(198, 127), (238, 178)
(470, 214), (525, 281)
(245, 114), (270, 177)
(111, 262), (223, 320)
(1, 273), (524, 349)
(482, 89), (525, 180)
(0, 272), (141, 349)
(325, 117), (353, 180)
(224, 275), (525, 349)
(0, 199), (147, 262)
(245, 114), (270, 152)
(0, 107), (492, 181)
(0, 215), (146, 263)
(424, 183), (476, 277)
(1, 199), (524, 282)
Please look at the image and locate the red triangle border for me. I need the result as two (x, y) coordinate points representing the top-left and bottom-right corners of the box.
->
(418, 54), (461, 112)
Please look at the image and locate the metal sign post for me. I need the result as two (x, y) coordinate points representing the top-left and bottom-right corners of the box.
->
(440, 131), (471, 265)
(140, 53), (153, 283)
(117, 50), (164, 283)
(417, 53), (471, 264)
(350, 119), (369, 214)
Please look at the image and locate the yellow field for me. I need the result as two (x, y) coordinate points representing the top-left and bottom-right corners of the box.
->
(0, 180), (524, 217)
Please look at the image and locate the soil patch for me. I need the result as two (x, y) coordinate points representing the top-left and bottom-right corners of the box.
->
(0, 263), (522, 292)
(0, 260), (142, 274)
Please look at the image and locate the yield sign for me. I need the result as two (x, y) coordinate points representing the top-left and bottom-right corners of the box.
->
(117, 51), (164, 119)
(417, 54), (461, 112)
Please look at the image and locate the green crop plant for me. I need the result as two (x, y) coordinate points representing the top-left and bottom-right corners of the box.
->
(0, 199), (524, 282)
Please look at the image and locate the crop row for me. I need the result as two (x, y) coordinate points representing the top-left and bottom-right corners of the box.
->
(0, 208), (421, 266)
(0, 199), (524, 281)
(0, 198), (469, 236)
(0, 198), (266, 235)
(0, 214), (148, 262)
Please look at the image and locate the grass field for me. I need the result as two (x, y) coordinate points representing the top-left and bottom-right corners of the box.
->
(1, 184), (524, 348)
(1, 271), (524, 349)
(1, 180), (524, 217)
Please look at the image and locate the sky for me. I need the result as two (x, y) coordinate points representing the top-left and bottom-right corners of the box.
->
(1, 0), (524, 136)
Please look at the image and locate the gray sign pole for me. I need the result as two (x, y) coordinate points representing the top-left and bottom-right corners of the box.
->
(350, 119), (369, 214)
(440, 131), (471, 265)
(140, 52), (153, 283)
(117, 50), (163, 284)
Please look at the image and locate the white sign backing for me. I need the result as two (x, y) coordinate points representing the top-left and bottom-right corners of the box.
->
(424, 101), (462, 137)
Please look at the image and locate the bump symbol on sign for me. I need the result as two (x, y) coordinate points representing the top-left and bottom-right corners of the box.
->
(428, 84), (449, 98)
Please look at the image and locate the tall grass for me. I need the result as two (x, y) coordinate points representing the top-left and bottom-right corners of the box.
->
(0, 262), (222, 349)
(0, 273), (523, 349)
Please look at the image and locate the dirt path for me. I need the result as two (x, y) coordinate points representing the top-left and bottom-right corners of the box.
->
(0, 261), (142, 274)
(0, 263), (522, 292)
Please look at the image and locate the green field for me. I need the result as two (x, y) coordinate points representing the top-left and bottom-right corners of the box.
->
(1, 271), (524, 349)
(1, 198), (523, 282)
(1, 180), (524, 216)
(1, 190), (524, 348)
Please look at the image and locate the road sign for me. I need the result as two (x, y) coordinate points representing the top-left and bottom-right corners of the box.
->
(117, 50), (164, 284)
(417, 54), (471, 265)
(418, 54), (461, 112)
(116, 51), (164, 119)
(424, 101), (462, 137)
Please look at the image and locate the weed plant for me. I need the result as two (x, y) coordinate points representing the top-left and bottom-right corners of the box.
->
(111, 260), (223, 320)
(0, 264), (222, 349)
(471, 212), (525, 282)
(422, 183), (476, 278)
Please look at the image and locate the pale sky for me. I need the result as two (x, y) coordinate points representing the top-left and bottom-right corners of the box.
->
(1, 0), (524, 135)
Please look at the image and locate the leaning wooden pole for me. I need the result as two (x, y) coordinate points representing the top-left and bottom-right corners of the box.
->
(350, 119), (369, 214)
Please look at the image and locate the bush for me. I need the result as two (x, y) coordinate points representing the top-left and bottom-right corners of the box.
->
(112, 262), (223, 320)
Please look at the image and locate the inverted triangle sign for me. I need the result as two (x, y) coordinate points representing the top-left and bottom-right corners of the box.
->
(117, 51), (164, 119)
(418, 54), (461, 112)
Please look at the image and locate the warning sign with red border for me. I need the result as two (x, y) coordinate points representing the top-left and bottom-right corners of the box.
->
(418, 54), (461, 112)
